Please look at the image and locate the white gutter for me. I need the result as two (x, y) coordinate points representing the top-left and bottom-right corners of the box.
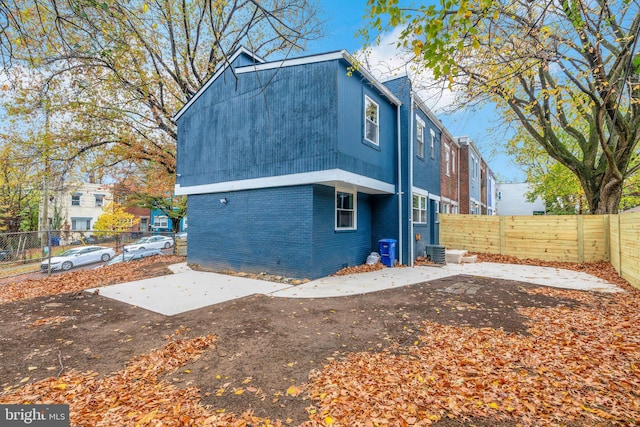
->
(396, 102), (403, 266)
(409, 92), (415, 266)
(457, 138), (461, 213)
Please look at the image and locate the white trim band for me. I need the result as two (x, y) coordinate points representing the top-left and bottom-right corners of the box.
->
(175, 169), (395, 196)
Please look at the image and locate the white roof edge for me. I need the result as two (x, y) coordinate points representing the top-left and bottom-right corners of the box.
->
(174, 49), (402, 122)
(174, 169), (395, 196)
(233, 50), (401, 106)
(235, 51), (345, 73)
(172, 47), (265, 122)
(411, 90), (458, 144)
(341, 51), (402, 106)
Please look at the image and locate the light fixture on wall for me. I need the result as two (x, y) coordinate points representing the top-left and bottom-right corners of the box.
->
(219, 197), (227, 205)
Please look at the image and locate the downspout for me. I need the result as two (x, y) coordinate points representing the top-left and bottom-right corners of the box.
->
(457, 140), (460, 214)
(396, 102), (403, 266)
(409, 92), (415, 266)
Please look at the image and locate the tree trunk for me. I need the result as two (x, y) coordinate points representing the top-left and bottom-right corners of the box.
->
(171, 217), (181, 233)
(589, 171), (624, 214)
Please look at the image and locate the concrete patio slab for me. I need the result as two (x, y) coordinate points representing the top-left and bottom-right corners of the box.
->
(89, 261), (621, 316)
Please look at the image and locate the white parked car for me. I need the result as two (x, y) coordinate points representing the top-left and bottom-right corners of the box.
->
(124, 235), (174, 252)
(41, 245), (115, 272)
(102, 248), (164, 267)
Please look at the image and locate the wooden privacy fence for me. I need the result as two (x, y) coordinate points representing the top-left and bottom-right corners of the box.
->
(439, 213), (640, 290)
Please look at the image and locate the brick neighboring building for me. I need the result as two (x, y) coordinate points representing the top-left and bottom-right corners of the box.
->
(440, 130), (460, 214)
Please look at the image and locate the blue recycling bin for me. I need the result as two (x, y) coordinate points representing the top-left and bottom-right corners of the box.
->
(378, 238), (397, 267)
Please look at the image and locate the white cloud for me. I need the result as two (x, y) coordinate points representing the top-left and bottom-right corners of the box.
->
(354, 27), (460, 114)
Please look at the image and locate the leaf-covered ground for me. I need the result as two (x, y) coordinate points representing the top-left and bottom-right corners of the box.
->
(0, 256), (638, 426)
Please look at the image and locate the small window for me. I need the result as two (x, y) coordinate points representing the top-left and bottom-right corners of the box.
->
(95, 194), (105, 207)
(430, 129), (436, 159)
(452, 150), (456, 173)
(412, 194), (427, 224)
(71, 193), (81, 206)
(71, 217), (91, 231)
(336, 190), (356, 230)
(154, 215), (169, 229)
(364, 95), (379, 145)
(416, 117), (425, 158)
(445, 145), (451, 176)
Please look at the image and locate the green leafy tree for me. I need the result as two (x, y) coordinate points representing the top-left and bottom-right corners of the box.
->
(620, 173), (640, 211)
(94, 202), (139, 237)
(114, 165), (186, 233)
(363, 0), (640, 214)
(0, 135), (45, 231)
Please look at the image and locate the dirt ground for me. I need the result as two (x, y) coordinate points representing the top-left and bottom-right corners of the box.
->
(0, 261), (590, 426)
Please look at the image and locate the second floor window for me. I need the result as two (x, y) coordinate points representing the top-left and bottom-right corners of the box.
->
(364, 95), (379, 145)
(452, 150), (456, 173)
(95, 194), (105, 207)
(71, 193), (81, 206)
(445, 145), (451, 176)
(430, 129), (436, 159)
(416, 117), (425, 158)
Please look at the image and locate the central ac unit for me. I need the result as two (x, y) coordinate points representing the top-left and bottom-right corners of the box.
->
(425, 245), (446, 264)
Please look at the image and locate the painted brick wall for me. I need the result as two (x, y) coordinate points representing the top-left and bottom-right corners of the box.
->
(440, 133), (459, 209)
(310, 185), (375, 277)
(187, 184), (381, 279)
(369, 193), (400, 259)
(187, 187), (314, 277)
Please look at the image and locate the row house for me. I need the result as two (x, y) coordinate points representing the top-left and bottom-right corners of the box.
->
(174, 47), (493, 279)
(456, 136), (496, 215)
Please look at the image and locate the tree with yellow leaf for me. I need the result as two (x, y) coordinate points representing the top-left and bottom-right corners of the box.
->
(363, 0), (640, 214)
(93, 202), (138, 237)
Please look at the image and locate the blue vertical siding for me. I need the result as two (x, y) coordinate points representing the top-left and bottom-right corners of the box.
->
(177, 59), (398, 191)
(336, 62), (397, 184)
(177, 61), (340, 188)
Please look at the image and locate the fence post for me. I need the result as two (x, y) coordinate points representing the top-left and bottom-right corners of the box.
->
(46, 230), (52, 276)
(577, 216), (584, 263)
(603, 215), (610, 262)
(618, 214), (623, 278)
(499, 216), (505, 255)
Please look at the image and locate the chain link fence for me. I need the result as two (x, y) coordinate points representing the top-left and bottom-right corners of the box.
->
(0, 230), (180, 280)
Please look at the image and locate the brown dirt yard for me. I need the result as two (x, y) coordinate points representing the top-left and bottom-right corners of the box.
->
(0, 254), (638, 426)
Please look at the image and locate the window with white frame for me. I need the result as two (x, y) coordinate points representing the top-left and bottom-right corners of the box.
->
(94, 194), (105, 207)
(416, 117), (425, 158)
(153, 215), (169, 229)
(445, 144), (451, 176)
(71, 217), (91, 231)
(430, 129), (436, 159)
(336, 190), (356, 230)
(71, 193), (81, 206)
(452, 150), (456, 173)
(364, 95), (379, 145)
(412, 194), (427, 224)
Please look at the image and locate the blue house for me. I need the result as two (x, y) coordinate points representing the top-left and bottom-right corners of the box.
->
(150, 208), (187, 233)
(173, 47), (443, 279)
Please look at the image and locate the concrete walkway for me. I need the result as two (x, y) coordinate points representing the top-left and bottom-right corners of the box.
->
(90, 262), (621, 316)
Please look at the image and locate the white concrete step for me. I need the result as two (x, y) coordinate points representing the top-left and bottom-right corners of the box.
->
(445, 249), (468, 264)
